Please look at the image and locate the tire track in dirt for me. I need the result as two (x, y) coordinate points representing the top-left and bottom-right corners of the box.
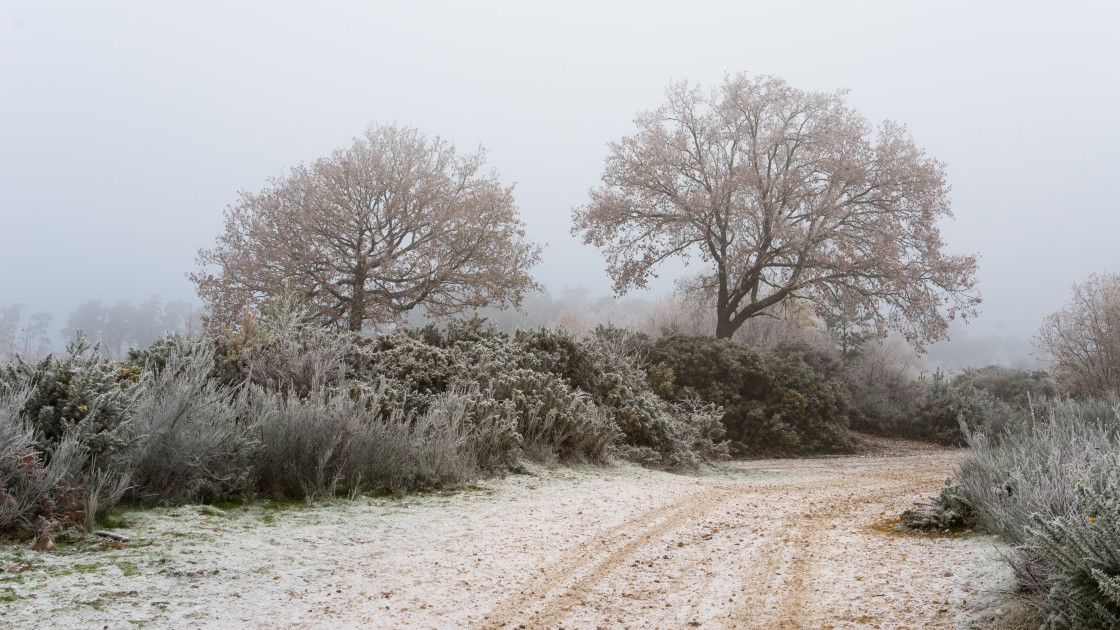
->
(720, 527), (788, 628)
(725, 480), (859, 630)
(480, 485), (739, 629)
(728, 467), (962, 629)
(482, 463), (957, 630)
(8, 445), (1004, 629)
(768, 477), (889, 630)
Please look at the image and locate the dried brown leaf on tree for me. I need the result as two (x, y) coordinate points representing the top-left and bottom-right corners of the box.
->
(192, 124), (542, 331)
(572, 73), (980, 343)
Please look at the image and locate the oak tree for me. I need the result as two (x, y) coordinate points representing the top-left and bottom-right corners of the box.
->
(1035, 273), (1120, 396)
(192, 124), (542, 331)
(572, 74), (979, 342)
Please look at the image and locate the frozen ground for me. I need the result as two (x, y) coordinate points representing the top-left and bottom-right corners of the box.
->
(1, 438), (1016, 629)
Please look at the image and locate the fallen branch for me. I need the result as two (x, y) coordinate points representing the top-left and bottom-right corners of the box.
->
(93, 530), (130, 543)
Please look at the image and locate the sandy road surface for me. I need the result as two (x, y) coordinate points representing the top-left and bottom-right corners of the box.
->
(1, 441), (1010, 629)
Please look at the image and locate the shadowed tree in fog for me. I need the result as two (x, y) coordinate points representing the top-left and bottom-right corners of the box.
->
(62, 297), (194, 356)
(1035, 272), (1120, 396)
(0, 304), (53, 360)
(192, 123), (542, 332)
(572, 74), (980, 342)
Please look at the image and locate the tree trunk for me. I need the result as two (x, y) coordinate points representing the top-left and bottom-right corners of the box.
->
(349, 276), (365, 332)
(715, 310), (736, 339)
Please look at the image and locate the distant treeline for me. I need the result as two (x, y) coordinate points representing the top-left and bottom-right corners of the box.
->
(1, 297), (197, 360)
(4, 289), (1040, 370)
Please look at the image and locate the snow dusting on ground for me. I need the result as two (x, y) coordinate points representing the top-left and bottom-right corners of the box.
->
(1, 441), (1016, 629)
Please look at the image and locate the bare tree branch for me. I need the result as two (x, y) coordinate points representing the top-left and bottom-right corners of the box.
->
(192, 124), (542, 331)
(572, 73), (980, 343)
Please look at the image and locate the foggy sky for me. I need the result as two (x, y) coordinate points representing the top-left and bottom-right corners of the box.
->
(2, 0), (1118, 343)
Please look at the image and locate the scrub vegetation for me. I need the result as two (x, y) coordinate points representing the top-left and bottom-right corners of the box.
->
(0, 296), (730, 542)
(0, 289), (1054, 551)
(2, 70), (1117, 630)
(903, 274), (1120, 629)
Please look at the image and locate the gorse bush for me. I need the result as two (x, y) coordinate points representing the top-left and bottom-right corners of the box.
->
(0, 335), (138, 535)
(952, 365), (1057, 409)
(1026, 470), (1120, 628)
(0, 382), (128, 536)
(4, 333), (141, 462)
(0, 309), (734, 538)
(516, 325), (719, 466)
(644, 334), (853, 456)
(349, 319), (716, 467)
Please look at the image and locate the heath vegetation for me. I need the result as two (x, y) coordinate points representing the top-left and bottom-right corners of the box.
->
(4, 70), (1118, 630)
(904, 273), (1120, 628)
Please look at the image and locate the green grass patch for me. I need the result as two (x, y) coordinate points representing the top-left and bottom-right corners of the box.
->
(198, 505), (228, 518)
(97, 511), (134, 531)
(117, 561), (140, 577)
(212, 497), (251, 511)
(64, 562), (105, 575)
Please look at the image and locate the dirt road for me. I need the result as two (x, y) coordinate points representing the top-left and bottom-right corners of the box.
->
(1, 441), (1010, 629)
(473, 446), (1004, 630)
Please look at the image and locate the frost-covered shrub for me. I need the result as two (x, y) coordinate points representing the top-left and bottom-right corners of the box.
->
(348, 388), (520, 492)
(246, 294), (353, 399)
(663, 396), (730, 466)
(348, 318), (713, 467)
(952, 365), (1057, 409)
(209, 302), (270, 388)
(0, 382), (124, 536)
(949, 398), (1120, 627)
(956, 399), (1120, 544)
(842, 364), (1025, 444)
(130, 296), (351, 399)
(126, 333), (202, 374)
(0, 385), (57, 531)
(1025, 470), (1120, 629)
(646, 334), (853, 456)
(481, 367), (617, 462)
(874, 370), (1014, 446)
(516, 326), (702, 462)
(348, 328), (463, 415)
(763, 342), (855, 453)
(253, 387), (362, 501)
(0, 312), (731, 518)
(253, 384), (519, 499)
(0, 334), (138, 534)
(126, 345), (256, 504)
(1, 333), (142, 462)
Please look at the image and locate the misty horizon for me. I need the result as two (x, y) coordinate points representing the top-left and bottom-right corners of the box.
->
(3, 1), (1117, 362)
